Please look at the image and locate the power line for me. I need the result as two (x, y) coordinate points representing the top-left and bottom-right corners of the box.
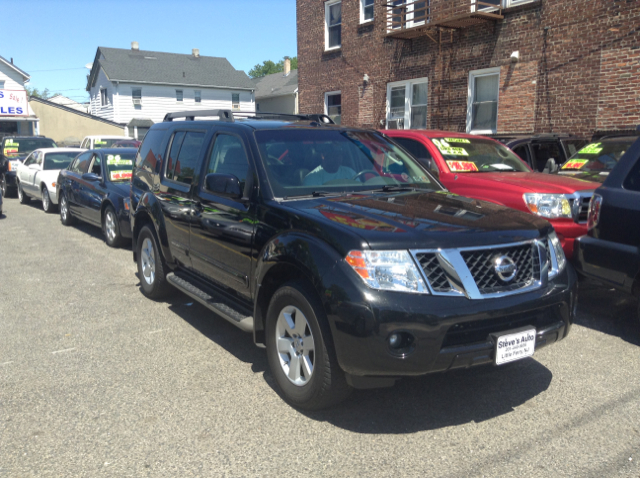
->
(27, 67), (87, 72)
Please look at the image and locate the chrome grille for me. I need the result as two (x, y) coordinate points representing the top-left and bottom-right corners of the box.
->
(578, 196), (590, 223)
(460, 243), (539, 295)
(415, 253), (451, 293)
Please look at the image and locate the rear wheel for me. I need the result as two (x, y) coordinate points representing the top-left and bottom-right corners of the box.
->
(136, 225), (171, 299)
(17, 181), (30, 204)
(265, 281), (351, 410)
(59, 192), (75, 225)
(42, 187), (55, 213)
(103, 205), (124, 247)
(0, 175), (7, 198)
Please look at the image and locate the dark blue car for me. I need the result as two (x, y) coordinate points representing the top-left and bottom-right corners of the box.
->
(57, 148), (136, 247)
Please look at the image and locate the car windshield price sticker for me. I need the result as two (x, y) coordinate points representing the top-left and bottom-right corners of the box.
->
(495, 329), (536, 365)
(106, 155), (132, 166)
(110, 171), (133, 181)
(446, 160), (478, 172)
(444, 138), (471, 144)
(433, 139), (469, 156)
(562, 159), (589, 170)
(579, 143), (603, 154)
(4, 139), (18, 157)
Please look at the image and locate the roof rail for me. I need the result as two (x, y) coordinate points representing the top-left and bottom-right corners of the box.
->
(163, 109), (234, 122)
(232, 111), (335, 124)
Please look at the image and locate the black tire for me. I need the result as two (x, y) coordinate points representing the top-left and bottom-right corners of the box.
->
(42, 186), (55, 213)
(103, 205), (124, 247)
(17, 181), (30, 204)
(0, 175), (8, 198)
(59, 191), (75, 225)
(136, 225), (171, 299)
(265, 281), (351, 410)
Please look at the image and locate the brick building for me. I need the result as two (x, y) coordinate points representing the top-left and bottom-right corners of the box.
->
(297, 0), (640, 138)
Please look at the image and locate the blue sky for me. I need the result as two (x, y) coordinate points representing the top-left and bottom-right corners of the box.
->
(4, 0), (297, 103)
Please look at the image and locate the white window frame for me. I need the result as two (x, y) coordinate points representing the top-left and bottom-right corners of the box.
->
(232, 93), (240, 110)
(176, 89), (183, 102)
(325, 0), (342, 51)
(0, 81), (5, 89)
(472, 0), (535, 12)
(324, 91), (342, 124)
(360, 0), (374, 24)
(132, 88), (142, 105)
(100, 88), (107, 107)
(388, 0), (428, 32)
(385, 77), (428, 130)
(466, 67), (500, 134)
(194, 90), (201, 103)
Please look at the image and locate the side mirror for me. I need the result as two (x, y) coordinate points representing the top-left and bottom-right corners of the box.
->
(205, 173), (243, 199)
(82, 172), (101, 181)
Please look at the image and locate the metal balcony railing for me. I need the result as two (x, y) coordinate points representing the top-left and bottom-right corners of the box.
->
(386, 0), (504, 39)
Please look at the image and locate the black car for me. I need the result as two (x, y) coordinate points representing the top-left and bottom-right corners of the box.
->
(0, 136), (57, 197)
(130, 110), (577, 409)
(557, 136), (639, 183)
(574, 134), (640, 319)
(57, 148), (135, 247)
(491, 134), (587, 173)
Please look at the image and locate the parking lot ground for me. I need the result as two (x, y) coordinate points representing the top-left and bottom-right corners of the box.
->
(1, 196), (640, 477)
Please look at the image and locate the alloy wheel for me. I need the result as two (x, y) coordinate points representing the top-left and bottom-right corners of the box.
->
(275, 305), (315, 386)
(60, 196), (68, 220)
(140, 238), (156, 285)
(42, 189), (50, 211)
(105, 211), (117, 242)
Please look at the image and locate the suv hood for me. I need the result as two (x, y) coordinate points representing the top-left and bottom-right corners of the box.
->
(457, 172), (599, 193)
(284, 191), (552, 251)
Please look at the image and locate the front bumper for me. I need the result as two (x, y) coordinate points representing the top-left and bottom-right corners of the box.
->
(574, 235), (640, 295)
(3, 171), (17, 190)
(324, 262), (577, 377)
(550, 220), (588, 259)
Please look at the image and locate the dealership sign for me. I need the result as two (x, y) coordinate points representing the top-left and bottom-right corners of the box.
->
(0, 89), (28, 116)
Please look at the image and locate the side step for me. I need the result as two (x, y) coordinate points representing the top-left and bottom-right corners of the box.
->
(166, 272), (254, 333)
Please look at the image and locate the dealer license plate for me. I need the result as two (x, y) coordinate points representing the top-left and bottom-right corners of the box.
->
(495, 329), (536, 365)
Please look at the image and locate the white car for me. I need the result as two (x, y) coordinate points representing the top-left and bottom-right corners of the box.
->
(16, 148), (86, 213)
(80, 135), (133, 149)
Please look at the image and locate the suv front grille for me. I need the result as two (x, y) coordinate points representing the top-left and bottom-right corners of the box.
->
(460, 244), (539, 295)
(415, 253), (451, 293)
(578, 196), (590, 223)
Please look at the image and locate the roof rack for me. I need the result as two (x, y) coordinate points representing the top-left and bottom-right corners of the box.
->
(163, 110), (335, 125)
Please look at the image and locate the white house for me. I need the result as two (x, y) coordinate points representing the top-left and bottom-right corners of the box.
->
(48, 94), (89, 113)
(253, 59), (298, 115)
(86, 43), (257, 138)
(0, 54), (38, 137)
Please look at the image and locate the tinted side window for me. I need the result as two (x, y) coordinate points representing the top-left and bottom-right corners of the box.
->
(623, 157), (640, 192)
(174, 131), (205, 184)
(513, 145), (531, 165)
(73, 152), (92, 174)
(89, 154), (102, 176)
(136, 129), (166, 172)
(393, 137), (431, 160)
(206, 134), (250, 187)
(165, 131), (186, 181)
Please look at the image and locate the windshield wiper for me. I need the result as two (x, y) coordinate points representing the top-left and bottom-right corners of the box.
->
(282, 191), (343, 200)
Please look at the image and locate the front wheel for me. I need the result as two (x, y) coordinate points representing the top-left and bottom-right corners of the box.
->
(103, 205), (124, 247)
(0, 175), (8, 198)
(42, 187), (55, 213)
(59, 191), (75, 225)
(17, 181), (30, 204)
(136, 225), (171, 299)
(265, 281), (351, 410)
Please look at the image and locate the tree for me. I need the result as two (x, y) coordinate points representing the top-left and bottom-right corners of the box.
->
(248, 56), (298, 79)
(25, 87), (59, 99)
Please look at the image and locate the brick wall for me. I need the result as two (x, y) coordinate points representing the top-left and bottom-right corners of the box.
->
(297, 0), (640, 137)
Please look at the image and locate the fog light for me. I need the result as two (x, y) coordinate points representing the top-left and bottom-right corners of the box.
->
(387, 331), (415, 356)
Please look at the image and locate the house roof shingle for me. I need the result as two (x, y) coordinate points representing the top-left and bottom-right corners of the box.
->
(88, 47), (255, 91)
(252, 70), (298, 100)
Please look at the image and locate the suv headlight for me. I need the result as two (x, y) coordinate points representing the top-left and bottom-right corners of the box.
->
(523, 193), (572, 219)
(346, 250), (428, 294)
(547, 231), (566, 278)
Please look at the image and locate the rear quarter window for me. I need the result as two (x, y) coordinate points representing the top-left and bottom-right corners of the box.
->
(136, 129), (166, 173)
(623, 157), (640, 192)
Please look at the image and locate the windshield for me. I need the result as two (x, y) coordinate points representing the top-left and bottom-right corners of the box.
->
(43, 152), (79, 170)
(254, 129), (440, 198)
(94, 138), (128, 149)
(560, 139), (637, 171)
(104, 152), (135, 182)
(430, 137), (529, 173)
(3, 138), (57, 157)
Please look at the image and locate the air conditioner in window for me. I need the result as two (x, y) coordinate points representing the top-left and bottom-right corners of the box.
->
(387, 118), (404, 130)
(133, 99), (142, 106)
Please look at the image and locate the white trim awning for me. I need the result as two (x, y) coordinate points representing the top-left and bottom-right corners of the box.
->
(0, 116), (38, 122)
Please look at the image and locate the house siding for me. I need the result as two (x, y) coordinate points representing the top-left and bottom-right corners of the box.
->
(297, 0), (640, 137)
(0, 63), (27, 90)
(89, 67), (115, 122)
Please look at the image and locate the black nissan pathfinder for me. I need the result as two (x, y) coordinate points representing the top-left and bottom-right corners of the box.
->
(130, 110), (577, 409)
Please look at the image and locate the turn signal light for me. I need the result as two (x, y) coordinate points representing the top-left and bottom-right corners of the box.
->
(587, 194), (603, 231)
(346, 250), (369, 279)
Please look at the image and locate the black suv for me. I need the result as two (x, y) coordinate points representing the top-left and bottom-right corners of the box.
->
(130, 110), (577, 409)
(575, 133), (640, 319)
(0, 136), (57, 197)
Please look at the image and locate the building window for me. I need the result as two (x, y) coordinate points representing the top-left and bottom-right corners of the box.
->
(360, 0), (374, 23)
(385, 78), (428, 130)
(232, 93), (240, 110)
(324, 91), (342, 125)
(194, 90), (201, 103)
(475, 0), (535, 11)
(132, 88), (142, 105)
(325, 0), (342, 51)
(176, 90), (183, 102)
(467, 67), (500, 134)
(389, 0), (428, 30)
(0, 81), (5, 89)
(100, 89), (107, 107)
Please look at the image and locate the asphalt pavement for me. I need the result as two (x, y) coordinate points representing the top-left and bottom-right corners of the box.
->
(1, 195), (639, 477)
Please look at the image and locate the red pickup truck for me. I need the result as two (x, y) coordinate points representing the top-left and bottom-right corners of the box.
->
(383, 130), (601, 258)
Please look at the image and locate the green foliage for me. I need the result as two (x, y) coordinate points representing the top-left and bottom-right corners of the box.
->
(248, 56), (298, 79)
(25, 87), (59, 99)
